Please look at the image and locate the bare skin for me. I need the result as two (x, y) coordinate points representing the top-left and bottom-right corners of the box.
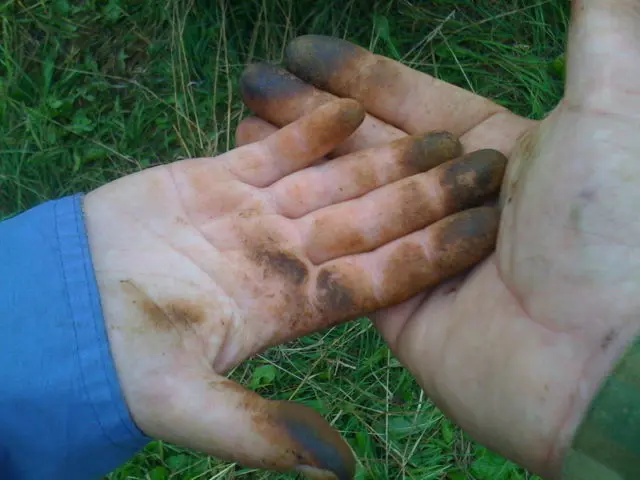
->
(84, 98), (505, 478)
(236, 1), (640, 477)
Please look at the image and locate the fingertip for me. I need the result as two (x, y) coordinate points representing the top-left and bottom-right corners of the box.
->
(274, 400), (356, 480)
(284, 35), (364, 91)
(434, 206), (500, 264)
(333, 98), (366, 134)
(239, 62), (315, 123)
(290, 98), (365, 159)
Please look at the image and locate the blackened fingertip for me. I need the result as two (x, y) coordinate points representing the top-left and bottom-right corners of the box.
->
(284, 35), (362, 89)
(239, 62), (312, 104)
(275, 401), (355, 480)
(438, 207), (500, 250)
(404, 131), (463, 172)
(440, 149), (508, 210)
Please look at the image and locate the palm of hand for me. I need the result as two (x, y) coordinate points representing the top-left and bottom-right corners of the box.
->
(398, 8), (640, 475)
(401, 100), (640, 477)
(84, 99), (502, 477)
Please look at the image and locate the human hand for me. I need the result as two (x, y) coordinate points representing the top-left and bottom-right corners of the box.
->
(237, 1), (640, 477)
(83, 98), (505, 478)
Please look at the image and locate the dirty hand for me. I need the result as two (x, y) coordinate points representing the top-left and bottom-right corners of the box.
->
(237, 1), (640, 477)
(83, 98), (504, 478)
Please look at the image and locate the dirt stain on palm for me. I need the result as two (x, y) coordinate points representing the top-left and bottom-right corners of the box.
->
(249, 248), (310, 285)
(120, 279), (206, 330)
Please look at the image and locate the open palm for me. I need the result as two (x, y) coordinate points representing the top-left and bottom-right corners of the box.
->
(237, 3), (640, 477)
(84, 98), (504, 478)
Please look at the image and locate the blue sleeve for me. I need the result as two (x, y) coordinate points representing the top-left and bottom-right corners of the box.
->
(0, 194), (151, 479)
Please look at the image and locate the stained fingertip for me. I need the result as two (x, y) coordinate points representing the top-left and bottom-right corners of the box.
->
(381, 207), (499, 305)
(407, 131), (463, 171)
(239, 62), (320, 125)
(240, 62), (312, 103)
(235, 116), (278, 146)
(440, 148), (508, 210)
(274, 401), (356, 480)
(190, 378), (356, 479)
(258, 98), (365, 177)
(284, 35), (365, 92)
(434, 207), (500, 264)
(290, 98), (365, 156)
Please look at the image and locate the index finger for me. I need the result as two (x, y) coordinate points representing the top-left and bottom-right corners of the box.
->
(284, 35), (520, 139)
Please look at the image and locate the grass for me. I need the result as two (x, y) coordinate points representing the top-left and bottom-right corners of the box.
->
(1, 0), (568, 478)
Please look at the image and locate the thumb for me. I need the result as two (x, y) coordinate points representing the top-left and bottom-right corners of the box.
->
(148, 370), (355, 480)
(566, 0), (640, 112)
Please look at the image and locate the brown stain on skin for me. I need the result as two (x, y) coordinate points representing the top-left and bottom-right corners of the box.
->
(284, 34), (401, 107)
(307, 214), (368, 262)
(306, 148), (505, 263)
(440, 149), (508, 211)
(211, 380), (355, 477)
(296, 99), (365, 160)
(250, 247), (310, 285)
(393, 178), (439, 234)
(239, 62), (335, 126)
(381, 207), (499, 305)
(381, 242), (436, 305)
(242, 224), (378, 343)
(346, 151), (379, 191)
(284, 35), (363, 93)
(315, 268), (357, 314)
(403, 131), (463, 172)
(120, 280), (206, 330)
(337, 131), (461, 199)
(284, 35), (414, 128)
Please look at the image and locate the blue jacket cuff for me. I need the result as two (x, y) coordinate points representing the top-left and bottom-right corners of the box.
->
(0, 194), (150, 479)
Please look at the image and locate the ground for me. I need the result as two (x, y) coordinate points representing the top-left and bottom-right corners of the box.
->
(1, 0), (568, 478)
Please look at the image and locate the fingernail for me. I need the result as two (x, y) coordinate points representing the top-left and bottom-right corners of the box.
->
(275, 401), (355, 480)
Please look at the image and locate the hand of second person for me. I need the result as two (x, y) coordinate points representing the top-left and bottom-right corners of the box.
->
(83, 98), (503, 478)
(237, 2), (640, 477)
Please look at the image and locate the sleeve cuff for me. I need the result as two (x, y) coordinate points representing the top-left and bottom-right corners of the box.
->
(0, 194), (150, 479)
(57, 193), (151, 448)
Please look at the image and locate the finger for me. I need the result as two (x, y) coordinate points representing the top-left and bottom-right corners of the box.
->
(154, 372), (355, 480)
(299, 149), (507, 264)
(227, 98), (365, 187)
(284, 35), (513, 138)
(239, 63), (406, 155)
(310, 206), (499, 322)
(235, 116), (278, 146)
(240, 62), (534, 158)
(270, 131), (462, 218)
